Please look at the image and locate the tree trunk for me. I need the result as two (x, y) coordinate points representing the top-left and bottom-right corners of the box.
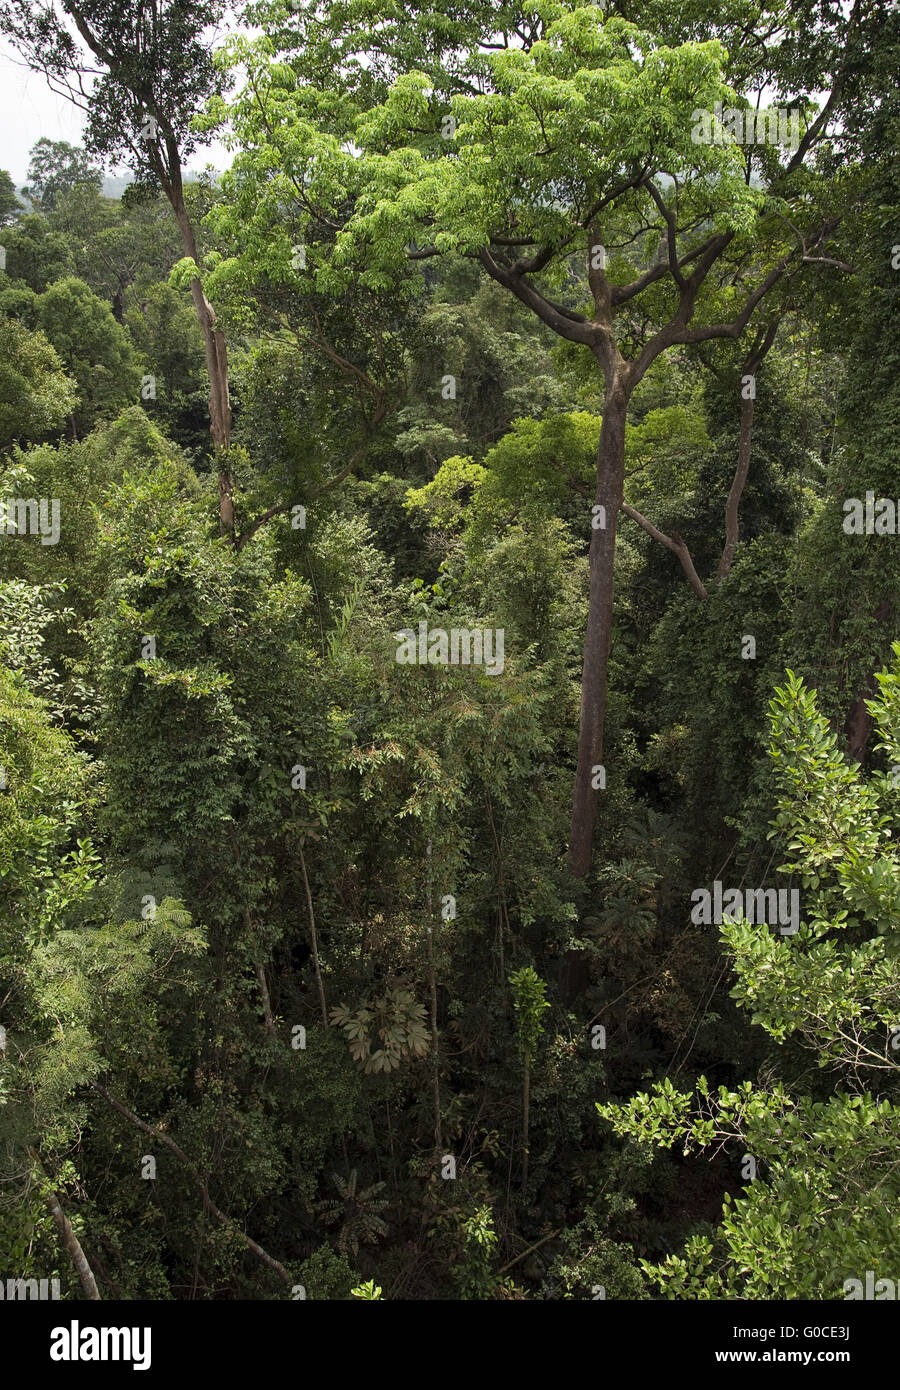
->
(718, 389), (755, 579)
(568, 382), (628, 877)
(111, 277), (126, 324)
(170, 193), (234, 534)
(298, 844), (328, 1027)
(717, 322), (777, 580)
(425, 839), (442, 1153)
(45, 1190), (102, 1300)
(27, 1149), (101, 1299)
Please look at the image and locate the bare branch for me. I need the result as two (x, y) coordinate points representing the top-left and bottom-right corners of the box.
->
(478, 247), (600, 347)
(91, 1084), (291, 1283)
(641, 176), (687, 289)
(717, 319), (778, 579)
(621, 503), (708, 598)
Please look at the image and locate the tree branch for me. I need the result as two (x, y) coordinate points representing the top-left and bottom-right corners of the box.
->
(478, 247), (600, 346)
(28, 1147), (103, 1302)
(91, 1083), (292, 1284)
(641, 176), (687, 289)
(234, 410), (384, 553)
(717, 319), (778, 579)
(621, 503), (708, 598)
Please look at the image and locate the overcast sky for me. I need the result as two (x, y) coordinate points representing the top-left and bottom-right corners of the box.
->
(0, 26), (234, 189)
(0, 37), (89, 186)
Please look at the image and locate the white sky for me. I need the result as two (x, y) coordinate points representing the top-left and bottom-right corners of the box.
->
(0, 37), (89, 185)
(0, 23), (236, 189)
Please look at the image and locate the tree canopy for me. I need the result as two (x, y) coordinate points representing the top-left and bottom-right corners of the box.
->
(0, 0), (897, 1328)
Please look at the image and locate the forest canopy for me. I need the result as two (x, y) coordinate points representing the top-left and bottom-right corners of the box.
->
(0, 0), (898, 1312)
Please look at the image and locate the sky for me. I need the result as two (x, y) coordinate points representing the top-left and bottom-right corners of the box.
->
(0, 23), (235, 191)
(0, 36), (89, 186)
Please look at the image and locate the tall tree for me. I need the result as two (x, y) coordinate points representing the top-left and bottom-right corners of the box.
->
(0, 168), (23, 225)
(237, 0), (864, 873)
(0, 1), (236, 531)
(23, 138), (101, 211)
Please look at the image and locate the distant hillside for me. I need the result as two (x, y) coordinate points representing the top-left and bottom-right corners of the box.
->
(9, 171), (220, 203)
(101, 175), (133, 199)
(101, 170), (219, 199)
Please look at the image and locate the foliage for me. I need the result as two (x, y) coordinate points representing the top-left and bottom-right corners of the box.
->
(24, 140), (102, 212)
(36, 277), (142, 433)
(350, 1278), (384, 1300)
(508, 965), (550, 1067)
(0, 0), (893, 1307)
(455, 1205), (499, 1300)
(598, 663), (900, 1298)
(0, 316), (78, 448)
(330, 985), (430, 1073)
(315, 1171), (390, 1256)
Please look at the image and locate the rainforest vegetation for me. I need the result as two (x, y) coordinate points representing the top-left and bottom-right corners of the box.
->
(0, 0), (898, 1302)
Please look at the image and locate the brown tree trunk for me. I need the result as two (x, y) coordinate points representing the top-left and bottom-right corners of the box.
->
(621, 503), (708, 599)
(45, 1191), (102, 1300)
(111, 277), (126, 324)
(568, 382), (628, 877)
(425, 838), (442, 1153)
(255, 963), (275, 1036)
(298, 844), (328, 1027)
(28, 1148), (101, 1299)
(717, 322), (777, 580)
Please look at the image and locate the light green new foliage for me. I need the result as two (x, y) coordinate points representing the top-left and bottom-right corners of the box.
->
(350, 1279), (384, 1300)
(405, 405), (711, 546)
(201, 6), (760, 306)
(456, 1204), (500, 1300)
(597, 659), (900, 1299)
(509, 964), (551, 1067)
(404, 455), (488, 534)
(324, 14), (755, 278)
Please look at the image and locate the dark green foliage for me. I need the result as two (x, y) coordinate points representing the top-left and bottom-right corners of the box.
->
(0, 0), (895, 1305)
(24, 140), (102, 212)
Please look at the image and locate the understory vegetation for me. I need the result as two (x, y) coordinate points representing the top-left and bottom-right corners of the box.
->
(0, 0), (897, 1301)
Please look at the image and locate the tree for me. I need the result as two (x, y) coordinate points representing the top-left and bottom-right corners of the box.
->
(598, 664), (900, 1297)
(23, 139), (102, 211)
(51, 184), (182, 321)
(0, 315), (78, 449)
(0, 0), (235, 529)
(508, 965), (550, 1188)
(0, 169), (22, 225)
(0, 213), (73, 292)
(125, 282), (207, 446)
(36, 277), (143, 434)
(228, 0), (865, 873)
